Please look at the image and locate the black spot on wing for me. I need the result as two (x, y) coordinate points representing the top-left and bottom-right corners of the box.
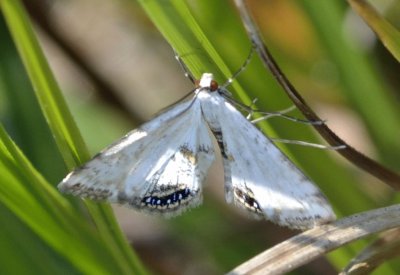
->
(141, 187), (194, 209)
(233, 186), (264, 217)
(128, 184), (201, 215)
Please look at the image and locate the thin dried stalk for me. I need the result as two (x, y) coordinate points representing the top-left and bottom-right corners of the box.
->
(228, 204), (400, 275)
(341, 228), (400, 274)
(232, 0), (400, 189)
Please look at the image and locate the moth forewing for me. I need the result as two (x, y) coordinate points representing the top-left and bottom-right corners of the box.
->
(59, 97), (215, 216)
(197, 76), (335, 229)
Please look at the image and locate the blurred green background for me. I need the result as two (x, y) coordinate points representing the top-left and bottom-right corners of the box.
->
(1, 0), (400, 274)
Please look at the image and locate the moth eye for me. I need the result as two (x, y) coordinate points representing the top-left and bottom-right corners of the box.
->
(210, 80), (219, 91)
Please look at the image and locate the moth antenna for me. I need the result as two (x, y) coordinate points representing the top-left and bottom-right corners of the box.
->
(221, 44), (255, 89)
(173, 48), (196, 84)
(251, 112), (325, 125)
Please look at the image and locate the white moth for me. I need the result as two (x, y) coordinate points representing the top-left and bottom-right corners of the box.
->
(58, 73), (335, 229)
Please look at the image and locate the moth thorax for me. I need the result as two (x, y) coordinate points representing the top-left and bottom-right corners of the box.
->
(198, 73), (219, 91)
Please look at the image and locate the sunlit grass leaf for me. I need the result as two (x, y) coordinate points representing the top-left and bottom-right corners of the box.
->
(0, 124), (131, 274)
(0, 204), (80, 275)
(0, 0), (146, 274)
(348, 0), (400, 62)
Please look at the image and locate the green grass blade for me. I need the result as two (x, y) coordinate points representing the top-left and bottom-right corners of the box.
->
(0, 1), (146, 274)
(0, 125), (127, 274)
(0, 204), (81, 275)
(0, 0), (88, 168)
(348, 0), (400, 62)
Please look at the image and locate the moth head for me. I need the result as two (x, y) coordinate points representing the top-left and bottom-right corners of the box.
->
(196, 73), (219, 92)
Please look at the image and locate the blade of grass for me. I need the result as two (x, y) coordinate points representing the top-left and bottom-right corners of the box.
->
(0, 17), (66, 183)
(348, 0), (400, 62)
(0, 203), (81, 275)
(0, 0), (87, 168)
(0, 124), (126, 274)
(0, 1), (146, 274)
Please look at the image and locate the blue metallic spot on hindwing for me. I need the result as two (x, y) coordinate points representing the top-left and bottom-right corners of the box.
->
(141, 187), (194, 209)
